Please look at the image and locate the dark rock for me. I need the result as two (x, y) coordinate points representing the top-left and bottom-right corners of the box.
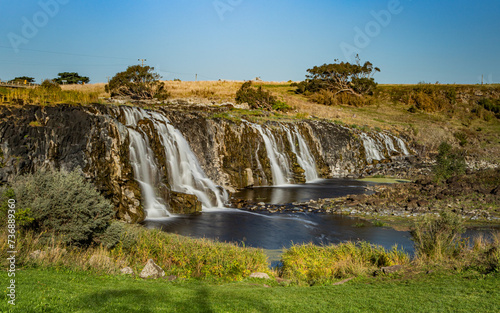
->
(169, 191), (202, 214)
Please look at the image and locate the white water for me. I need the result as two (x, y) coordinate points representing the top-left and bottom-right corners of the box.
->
(122, 107), (228, 218)
(379, 133), (398, 155)
(394, 136), (410, 155)
(248, 123), (291, 185)
(283, 124), (319, 181)
(149, 112), (228, 208)
(123, 109), (169, 218)
(360, 133), (385, 163)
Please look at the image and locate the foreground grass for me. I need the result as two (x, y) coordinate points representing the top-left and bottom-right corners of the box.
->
(1, 268), (499, 312)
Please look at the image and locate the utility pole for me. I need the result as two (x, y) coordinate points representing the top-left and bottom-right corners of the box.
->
(481, 74), (484, 85)
(138, 59), (147, 67)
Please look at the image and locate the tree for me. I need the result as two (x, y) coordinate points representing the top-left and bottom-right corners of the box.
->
(296, 55), (380, 96)
(235, 81), (277, 110)
(9, 76), (35, 84)
(54, 72), (90, 85)
(105, 65), (169, 100)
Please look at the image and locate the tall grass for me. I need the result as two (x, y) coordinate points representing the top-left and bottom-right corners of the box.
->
(1, 86), (101, 105)
(280, 241), (409, 284)
(0, 224), (269, 281)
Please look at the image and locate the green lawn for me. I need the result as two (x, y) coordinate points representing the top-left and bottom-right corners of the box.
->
(2, 268), (499, 312)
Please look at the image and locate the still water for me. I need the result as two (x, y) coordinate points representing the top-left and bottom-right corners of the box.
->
(143, 179), (415, 260)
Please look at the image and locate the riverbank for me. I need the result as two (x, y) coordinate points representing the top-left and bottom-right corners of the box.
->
(234, 168), (500, 230)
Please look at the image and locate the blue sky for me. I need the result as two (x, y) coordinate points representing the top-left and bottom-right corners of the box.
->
(0, 0), (499, 83)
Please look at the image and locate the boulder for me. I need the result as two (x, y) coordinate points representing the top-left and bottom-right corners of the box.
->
(139, 259), (165, 279)
(120, 267), (135, 275)
(169, 191), (202, 214)
(249, 272), (270, 279)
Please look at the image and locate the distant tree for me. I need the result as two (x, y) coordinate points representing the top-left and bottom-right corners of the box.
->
(295, 55), (380, 96)
(9, 76), (35, 84)
(54, 72), (90, 85)
(105, 65), (169, 100)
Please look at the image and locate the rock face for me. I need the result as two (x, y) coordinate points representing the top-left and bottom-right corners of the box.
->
(0, 104), (414, 222)
(139, 259), (165, 279)
(249, 272), (270, 279)
(169, 191), (202, 214)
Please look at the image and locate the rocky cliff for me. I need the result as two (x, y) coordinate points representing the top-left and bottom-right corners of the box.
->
(0, 104), (415, 222)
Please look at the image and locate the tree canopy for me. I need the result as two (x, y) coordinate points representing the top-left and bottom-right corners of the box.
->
(295, 56), (380, 97)
(105, 65), (169, 100)
(54, 72), (90, 85)
(9, 76), (35, 83)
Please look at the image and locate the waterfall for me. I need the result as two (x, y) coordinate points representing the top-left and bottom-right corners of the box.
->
(148, 112), (228, 208)
(123, 109), (169, 218)
(121, 107), (228, 217)
(394, 137), (410, 155)
(283, 124), (319, 182)
(378, 133), (398, 155)
(360, 133), (385, 163)
(247, 122), (291, 185)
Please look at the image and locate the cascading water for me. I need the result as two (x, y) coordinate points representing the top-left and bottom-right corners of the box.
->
(360, 133), (385, 163)
(123, 109), (170, 218)
(248, 122), (292, 185)
(395, 137), (410, 155)
(378, 133), (398, 155)
(121, 107), (228, 218)
(283, 124), (319, 182)
(148, 112), (228, 208)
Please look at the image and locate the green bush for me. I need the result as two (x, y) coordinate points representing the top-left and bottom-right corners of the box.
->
(40, 79), (62, 92)
(235, 81), (278, 110)
(410, 211), (465, 261)
(10, 169), (114, 246)
(272, 100), (292, 112)
(433, 142), (466, 181)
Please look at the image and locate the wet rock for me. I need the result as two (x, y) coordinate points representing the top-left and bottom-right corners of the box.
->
(169, 191), (202, 214)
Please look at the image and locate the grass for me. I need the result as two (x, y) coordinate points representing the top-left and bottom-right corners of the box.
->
(1, 268), (499, 312)
(0, 225), (269, 281)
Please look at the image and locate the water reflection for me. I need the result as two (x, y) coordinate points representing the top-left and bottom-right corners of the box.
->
(233, 179), (378, 204)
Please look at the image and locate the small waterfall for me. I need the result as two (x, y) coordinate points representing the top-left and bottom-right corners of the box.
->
(247, 122), (291, 185)
(283, 124), (319, 182)
(379, 133), (398, 155)
(148, 112), (227, 208)
(123, 109), (169, 218)
(360, 133), (385, 163)
(394, 137), (410, 155)
(122, 107), (228, 217)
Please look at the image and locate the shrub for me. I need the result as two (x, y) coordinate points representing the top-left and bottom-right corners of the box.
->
(40, 79), (61, 92)
(235, 81), (278, 110)
(105, 65), (170, 100)
(433, 142), (466, 181)
(272, 100), (292, 112)
(10, 169), (114, 246)
(410, 211), (465, 262)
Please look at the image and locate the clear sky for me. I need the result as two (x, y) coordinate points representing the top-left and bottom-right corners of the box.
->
(1, 0), (499, 84)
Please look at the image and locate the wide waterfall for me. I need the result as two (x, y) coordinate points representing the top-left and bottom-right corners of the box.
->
(121, 107), (228, 218)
